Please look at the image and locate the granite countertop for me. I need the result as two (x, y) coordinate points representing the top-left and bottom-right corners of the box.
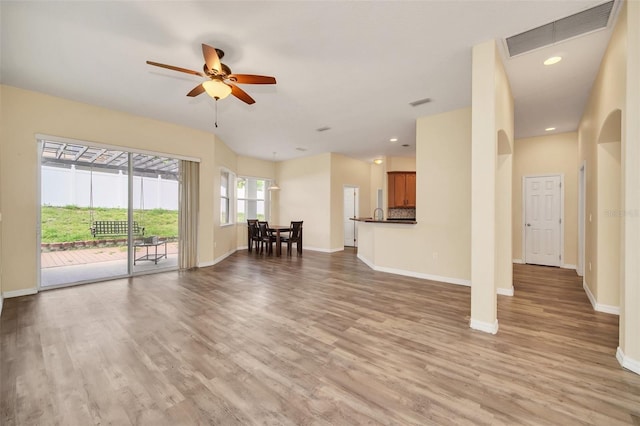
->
(350, 217), (417, 224)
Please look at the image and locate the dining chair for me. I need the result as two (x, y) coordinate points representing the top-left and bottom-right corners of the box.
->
(257, 221), (275, 255)
(247, 219), (261, 253)
(281, 221), (303, 256)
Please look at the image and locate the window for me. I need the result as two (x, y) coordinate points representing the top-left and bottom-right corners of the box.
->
(220, 169), (235, 225)
(237, 177), (269, 223)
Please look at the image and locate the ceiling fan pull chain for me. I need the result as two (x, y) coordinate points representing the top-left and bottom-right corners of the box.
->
(215, 99), (218, 128)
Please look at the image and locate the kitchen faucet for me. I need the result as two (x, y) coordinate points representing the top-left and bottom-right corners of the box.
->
(373, 208), (384, 221)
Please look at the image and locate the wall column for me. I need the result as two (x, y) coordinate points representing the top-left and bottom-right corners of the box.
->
(619, 0), (640, 375)
(470, 40), (499, 334)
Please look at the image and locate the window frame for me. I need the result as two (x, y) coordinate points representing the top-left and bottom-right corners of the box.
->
(236, 175), (271, 223)
(220, 168), (236, 226)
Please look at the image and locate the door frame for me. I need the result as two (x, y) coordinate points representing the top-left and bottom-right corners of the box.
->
(36, 134), (193, 290)
(521, 173), (565, 267)
(343, 185), (359, 247)
(577, 162), (586, 276)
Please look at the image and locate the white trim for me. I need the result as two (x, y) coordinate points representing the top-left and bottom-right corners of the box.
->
(561, 264), (576, 270)
(3, 288), (38, 298)
(577, 161), (586, 276)
(306, 246), (344, 253)
(470, 318), (499, 334)
(497, 287), (514, 296)
(357, 253), (471, 287)
(35, 133), (201, 163)
(616, 347), (640, 375)
(357, 253), (376, 270)
(0, 294), (3, 317)
(36, 141), (43, 291)
(522, 174), (564, 267)
(198, 260), (216, 268)
(512, 258), (524, 264)
(212, 249), (238, 266)
(583, 279), (620, 315)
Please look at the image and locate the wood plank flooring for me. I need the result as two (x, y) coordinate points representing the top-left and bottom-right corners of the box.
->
(2, 249), (639, 425)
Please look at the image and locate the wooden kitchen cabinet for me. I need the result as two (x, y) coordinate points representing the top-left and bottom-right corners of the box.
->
(387, 172), (416, 208)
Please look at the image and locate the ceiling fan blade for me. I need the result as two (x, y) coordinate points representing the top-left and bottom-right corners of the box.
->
(229, 74), (277, 85)
(230, 84), (255, 105)
(146, 61), (205, 77)
(202, 44), (222, 74)
(187, 84), (205, 97)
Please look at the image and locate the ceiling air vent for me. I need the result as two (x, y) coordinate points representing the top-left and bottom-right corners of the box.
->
(505, 1), (615, 57)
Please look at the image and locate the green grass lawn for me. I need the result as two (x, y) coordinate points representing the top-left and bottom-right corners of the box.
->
(41, 206), (178, 243)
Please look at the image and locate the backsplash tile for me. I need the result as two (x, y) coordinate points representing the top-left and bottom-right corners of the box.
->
(388, 208), (416, 219)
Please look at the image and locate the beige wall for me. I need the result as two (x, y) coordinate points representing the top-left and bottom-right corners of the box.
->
(213, 138), (238, 261)
(387, 157), (416, 172)
(578, 1), (640, 371)
(578, 2), (626, 307)
(277, 153), (331, 251)
(0, 85), (218, 293)
(358, 107), (471, 284)
(512, 132), (578, 266)
(329, 153), (371, 250)
(621, 0), (640, 366)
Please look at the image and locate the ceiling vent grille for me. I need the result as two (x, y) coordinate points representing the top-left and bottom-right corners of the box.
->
(505, 1), (614, 57)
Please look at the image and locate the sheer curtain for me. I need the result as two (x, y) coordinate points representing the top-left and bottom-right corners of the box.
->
(179, 160), (199, 269)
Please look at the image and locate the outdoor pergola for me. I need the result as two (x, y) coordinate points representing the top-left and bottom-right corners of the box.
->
(41, 140), (180, 177)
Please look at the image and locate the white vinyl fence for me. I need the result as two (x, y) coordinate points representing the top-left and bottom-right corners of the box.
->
(42, 165), (178, 210)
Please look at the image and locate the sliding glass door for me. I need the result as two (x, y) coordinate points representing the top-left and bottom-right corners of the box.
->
(39, 139), (179, 289)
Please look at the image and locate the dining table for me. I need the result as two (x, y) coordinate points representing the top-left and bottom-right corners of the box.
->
(269, 225), (292, 257)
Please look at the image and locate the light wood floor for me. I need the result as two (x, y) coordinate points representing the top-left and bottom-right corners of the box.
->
(2, 249), (639, 425)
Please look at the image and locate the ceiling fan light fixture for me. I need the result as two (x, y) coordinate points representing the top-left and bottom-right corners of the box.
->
(203, 80), (232, 100)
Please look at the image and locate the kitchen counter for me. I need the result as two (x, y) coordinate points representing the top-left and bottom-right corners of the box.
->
(350, 217), (417, 224)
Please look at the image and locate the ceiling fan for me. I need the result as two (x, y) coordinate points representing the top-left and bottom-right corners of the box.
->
(146, 44), (276, 105)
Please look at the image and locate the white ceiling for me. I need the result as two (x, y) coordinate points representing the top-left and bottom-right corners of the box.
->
(0, 1), (616, 162)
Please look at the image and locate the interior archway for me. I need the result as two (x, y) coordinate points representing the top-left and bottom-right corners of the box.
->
(596, 109), (622, 313)
(496, 129), (513, 296)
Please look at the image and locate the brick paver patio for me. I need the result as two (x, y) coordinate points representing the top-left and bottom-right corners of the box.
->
(41, 242), (178, 268)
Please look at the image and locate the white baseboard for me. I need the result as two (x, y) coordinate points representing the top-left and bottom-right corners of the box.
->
(561, 263), (577, 270)
(197, 260), (215, 268)
(616, 347), (640, 376)
(356, 253), (471, 287)
(497, 287), (514, 296)
(212, 249), (238, 266)
(357, 253), (376, 270)
(512, 259), (524, 264)
(583, 279), (620, 315)
(0, 294), (3, 317)
(3, 288), (38, 299)
(305, 246), (344, 253)
(470, 318), (499, 334)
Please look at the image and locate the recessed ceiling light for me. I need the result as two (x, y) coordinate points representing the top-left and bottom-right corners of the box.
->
(390, 138), (398, 143)
(543, 56), (562, 66)
(545, 127), (556, 131)
(373, 159), (383, 165)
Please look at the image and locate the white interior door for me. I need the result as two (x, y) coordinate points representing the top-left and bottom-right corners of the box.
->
(524, 175), (562, 267)
(343, 187), (359, 247)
